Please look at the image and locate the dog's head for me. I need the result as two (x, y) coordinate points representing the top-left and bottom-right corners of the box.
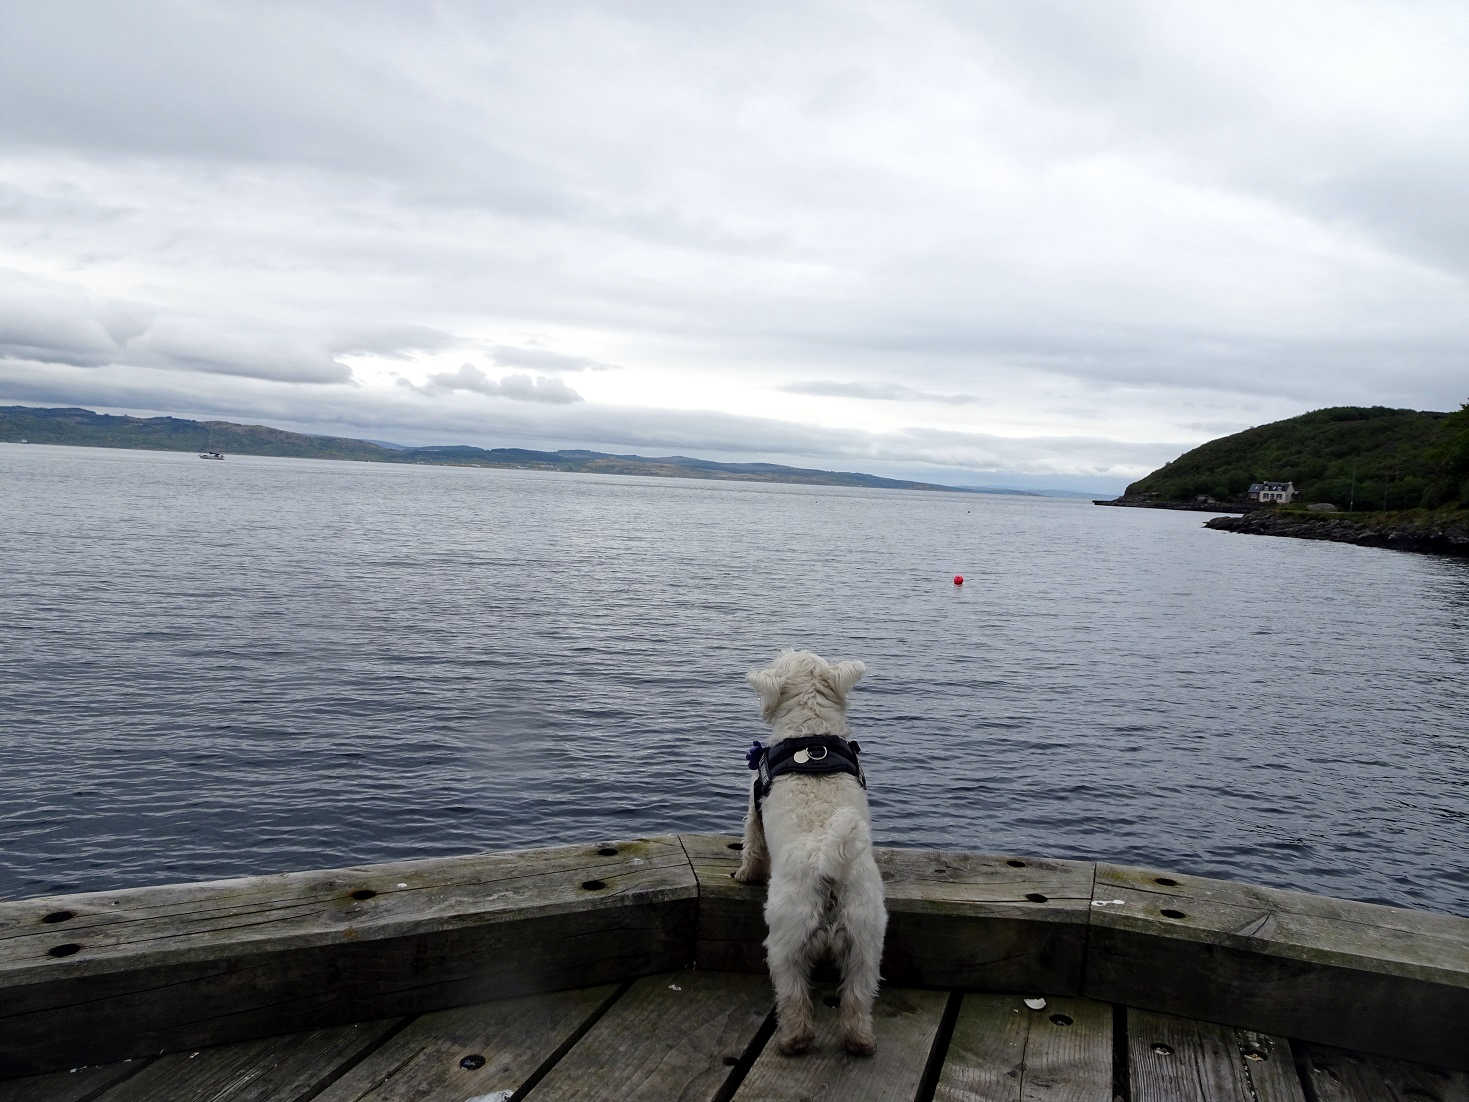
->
(746, 649), (866, 724)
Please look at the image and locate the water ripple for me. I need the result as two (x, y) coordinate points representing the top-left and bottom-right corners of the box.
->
(1, 445), (1466, 917)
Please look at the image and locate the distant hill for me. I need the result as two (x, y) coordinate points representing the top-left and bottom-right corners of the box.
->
(1125, 404), (1469, 510)
(0, 405), (980, 494)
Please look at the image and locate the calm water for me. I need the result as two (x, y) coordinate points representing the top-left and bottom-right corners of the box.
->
(2, 444), (1466, 915)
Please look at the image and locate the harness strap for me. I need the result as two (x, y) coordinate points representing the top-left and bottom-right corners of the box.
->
(749, 734), (865, 807)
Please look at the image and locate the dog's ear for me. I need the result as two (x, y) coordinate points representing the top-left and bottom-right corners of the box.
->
(830, 660), (866, 698)
(747, 668), (784, 720)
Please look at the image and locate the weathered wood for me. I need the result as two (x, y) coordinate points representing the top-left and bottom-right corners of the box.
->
(6, 834), (1469, 1086)
(878, 848), (1093, 994)
(311, 985), (617, 1101)
(680, 833), (766, 974)
(525, 970), (771, 1101)
(934, 994), (1112, 1101)
(1296, 1042), (1469, 1102)
(0, 838), (696, 1077)
(1087, 863), (1469, 1070)
(732, 987), (948, 1100)
(681, 833), (1094, 992)
(0, 1062), (147, 1102)
(0, 837), (691, 982)
(1127, 1009), (1304, 1102)
(86, 1019), (400, 1102)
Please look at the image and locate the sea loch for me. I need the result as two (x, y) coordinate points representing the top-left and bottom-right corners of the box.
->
(2, 443), (1466, 916)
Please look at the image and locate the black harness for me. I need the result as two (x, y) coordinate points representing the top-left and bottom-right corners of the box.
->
(747, 734), (866, 807)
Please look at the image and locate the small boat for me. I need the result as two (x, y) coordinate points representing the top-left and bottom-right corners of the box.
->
(198, 450), (224, 460)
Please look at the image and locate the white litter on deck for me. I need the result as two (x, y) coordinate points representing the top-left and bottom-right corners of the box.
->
(1023, 997), (1047, 1010)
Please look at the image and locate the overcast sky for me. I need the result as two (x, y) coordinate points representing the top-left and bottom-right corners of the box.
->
(2, 1), (1466, 492)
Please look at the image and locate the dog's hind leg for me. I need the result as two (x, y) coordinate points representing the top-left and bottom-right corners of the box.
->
(731, 781), (770, 884)
(765, 887), (823, 1055)
(834, 872), (886, 1056)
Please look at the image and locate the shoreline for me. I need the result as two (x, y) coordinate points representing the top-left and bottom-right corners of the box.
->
(1092, 496), (1253, 514)
(1204, 509), (1469, 557)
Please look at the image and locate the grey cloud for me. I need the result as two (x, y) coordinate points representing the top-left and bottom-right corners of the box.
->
(0, 6), (602, 229)
(406, 364), (584, 404)
(786, 308), (1468, 413)
(0, 271), (350, 384)
(782, 380), (981, 404)
(0, 312), (118, 368)
(330, 325), (461, 361)
(945, 0), (1469, 278)
(0, 180), (135, 225)
(497, 374), (583, 404)
(1304, 163), (1469, 279)
(129, 322), (352, 385)
(436, 364), (497, 396)
(489, 345), (619, 373)
(0, 270), (130, 367)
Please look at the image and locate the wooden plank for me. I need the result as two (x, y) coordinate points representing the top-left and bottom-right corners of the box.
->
(0, 837), (691, 982)
(1296, 1042), (1469, 1102)
(0, 838), (696, 1077)
(679, 833), (767, 974)
(1087, 863), (1469, 1070)
(732, 986), (947, 1101)
(878, 848), (1093, 994)
(934, 994), (1111, 1102)
(85, 1019), (401, 1102)
(2, 900), (686, 1075)
(0, 1062), (146, 1102)
(1127, 1009), (1304, 1102)
(681, 834), (1094, 993)
(8, 833), (1468, 1087)
(312, 985), (616, 1101)
(525, 970), (770, 1101)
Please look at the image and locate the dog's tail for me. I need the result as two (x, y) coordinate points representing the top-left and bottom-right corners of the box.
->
(816, 806), (869, 883)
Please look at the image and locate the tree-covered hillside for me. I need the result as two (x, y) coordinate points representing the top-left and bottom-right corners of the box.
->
(1126, 404), (1469, 511)
(0, 406), (396, 460)
(0, 405), (972, 493)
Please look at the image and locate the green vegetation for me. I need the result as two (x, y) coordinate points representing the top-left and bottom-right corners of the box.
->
(1126, 403), (1469, 511)
(0, 406), (392, 461)
(0, 405), (971, 493)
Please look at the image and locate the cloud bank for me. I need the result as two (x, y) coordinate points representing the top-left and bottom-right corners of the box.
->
(1, 1), (1465, 491)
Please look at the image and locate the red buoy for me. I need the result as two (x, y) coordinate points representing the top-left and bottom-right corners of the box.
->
(953, 574), (964, 585)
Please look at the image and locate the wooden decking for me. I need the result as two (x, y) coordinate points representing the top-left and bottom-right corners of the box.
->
(4, 969), (1466, 1101)
(3, 833), (1467, 1100)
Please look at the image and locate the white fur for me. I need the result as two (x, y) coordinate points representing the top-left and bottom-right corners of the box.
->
(733, 649), (887, 1057)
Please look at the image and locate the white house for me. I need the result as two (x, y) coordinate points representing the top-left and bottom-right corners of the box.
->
(1248, 481), (1297, 504)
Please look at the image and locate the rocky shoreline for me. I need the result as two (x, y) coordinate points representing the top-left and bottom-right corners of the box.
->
(1204, 510), (1469, 557)
(1093, 497), (1254, 514)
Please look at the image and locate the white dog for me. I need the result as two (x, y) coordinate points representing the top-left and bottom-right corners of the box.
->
(733, 650), (887, 1057)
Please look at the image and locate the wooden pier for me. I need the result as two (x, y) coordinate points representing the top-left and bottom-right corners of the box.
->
(2, 833), (1466, 1101)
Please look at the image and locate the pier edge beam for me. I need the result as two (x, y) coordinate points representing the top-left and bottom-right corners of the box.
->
(1, 836), (1466, 1077)
(0, 837), (697, 1078)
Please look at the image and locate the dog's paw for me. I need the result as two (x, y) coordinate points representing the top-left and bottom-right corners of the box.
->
(776, 1029), (815, 1056)
(731, 862), (767, 884)
(842, 1033), (877, 1058)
